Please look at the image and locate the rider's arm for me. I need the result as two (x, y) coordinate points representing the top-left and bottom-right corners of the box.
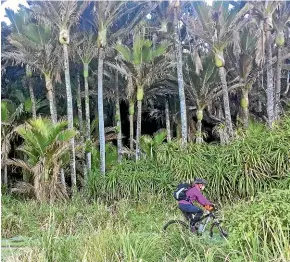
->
(195, 190), (212, 207)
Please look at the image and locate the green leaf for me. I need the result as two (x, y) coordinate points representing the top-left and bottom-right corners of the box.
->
(1, 101), (9, 122)
(115, 44), (132, 62)
(24, 99), (32, 113)
(153, 130), (166, 144)
(58, 129), (76, 142)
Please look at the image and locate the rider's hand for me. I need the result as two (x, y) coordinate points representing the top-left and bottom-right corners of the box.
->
(204, 205), (214, 211)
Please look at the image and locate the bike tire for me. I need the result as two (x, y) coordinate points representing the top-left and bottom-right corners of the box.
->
(209, 223), (228, 238)
(163, 220), (189, 231)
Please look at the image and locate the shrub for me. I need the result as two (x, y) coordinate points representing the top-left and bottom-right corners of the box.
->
(88, 160), (175, 201)
(223, 189), (290, 260)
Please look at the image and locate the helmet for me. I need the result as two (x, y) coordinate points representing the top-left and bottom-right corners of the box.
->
(193, 178), (207, 185)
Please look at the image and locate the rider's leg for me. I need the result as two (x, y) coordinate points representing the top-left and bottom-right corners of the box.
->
(190, 207), (203, 225)
(178, 204), (203, 226)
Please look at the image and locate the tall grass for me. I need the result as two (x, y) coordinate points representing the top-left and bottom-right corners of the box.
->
(2, 190), (290, 262)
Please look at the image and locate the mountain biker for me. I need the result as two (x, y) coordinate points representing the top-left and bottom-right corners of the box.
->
(178, 178), (214, 231)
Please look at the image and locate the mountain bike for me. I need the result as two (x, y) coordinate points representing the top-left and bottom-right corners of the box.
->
(163, 209), (228, 238)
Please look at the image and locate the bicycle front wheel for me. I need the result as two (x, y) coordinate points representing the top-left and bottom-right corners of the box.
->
(209, 223), (228, 238)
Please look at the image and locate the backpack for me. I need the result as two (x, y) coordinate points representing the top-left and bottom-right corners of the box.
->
(173, 183), (191, 201)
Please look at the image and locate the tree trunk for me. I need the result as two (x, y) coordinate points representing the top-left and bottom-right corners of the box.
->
(174, 7), (187, 146)
(196, 109), (203, 144)
(60, 168), (65, 187)
(265, 30), (275, 128)
(129, 100), (134, 151)
(274, 46), (282, 120)
(76, 70), (83, 132)
(165, 99), (171, 142)
(135, 85), (143, 161)
(284, 71), (290, 95)
(241, 88), (249, 129)
(3, 141), (8, 186)
(44, 74), (57, 124)
(84, 63), (91, 171)
(28, 77), (37, 119)
(115, 72), (123, 162)
(52, 85), (58, 122)
(196, 120), (203, 143)
(98, 48), (106, 175)
(63, 43), (76, 187)
(218, 66), (233, 138)
(136, 99), (142, 161)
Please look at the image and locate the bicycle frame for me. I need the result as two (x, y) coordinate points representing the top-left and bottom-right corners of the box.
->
(196, 211), (214, 234)
(182, 210), (217, 232)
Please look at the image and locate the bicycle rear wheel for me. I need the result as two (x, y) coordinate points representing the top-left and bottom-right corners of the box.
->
(163, 220), (189, 231)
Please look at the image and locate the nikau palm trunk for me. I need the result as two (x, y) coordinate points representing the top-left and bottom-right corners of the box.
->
(241, 87), (249, 129)
(218, 65), (234, 138)
(28, 77), (37, 119)
(115, 72), (123, 162)
(26, 66), (37, 119)
(274, 46), (282, 120)
(135, 86), (143, 161)
(98, 48), (106, 175)
(44, 74), (57, 124)
(63, 43), (77, 187)
(129, 101), (134, 151)
(60, 168), (65, 187)
(174, 8), (187, 146)
(3, 142), (8, 186)
(165, 99), (171, 142)
(84, 63), (91, 171)
(265, 30), (275, 128)
(196, 109), (203, 144)
(76, 71), (83, 132)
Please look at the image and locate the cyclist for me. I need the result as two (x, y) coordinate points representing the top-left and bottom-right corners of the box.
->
(178, 178), (214, 231)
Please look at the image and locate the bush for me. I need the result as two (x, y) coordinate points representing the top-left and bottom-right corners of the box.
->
(88, 117), (290, 202)
(223, 189), (290, 261)
(156, 119), (290, 201)
(88, 160), (175, 201)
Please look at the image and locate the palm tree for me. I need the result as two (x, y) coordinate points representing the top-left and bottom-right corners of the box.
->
(273, 2), (290, 120)
(3, 21), (61, 124)
(31, 0), (88, 186)
(3, 8), (59, 123)
(114, 71), (123, 162)
(1, 101), (23, 186)
(173, 1), (188, 146)
(227, 28), (258, 129)
(115, 32), (170, 160)
(154, 0), (188, 146)
(250, 1), (280, 128)
(184, 1), (251, 138)
(75, 32), (97, 172)
(8, 118), (76, 202)
(183, 53), (219, 143)
(92, 1), (157, 173)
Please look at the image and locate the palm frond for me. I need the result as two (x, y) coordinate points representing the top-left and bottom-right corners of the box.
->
(7, 158), (33, 172)
(115, 44), (132, 62)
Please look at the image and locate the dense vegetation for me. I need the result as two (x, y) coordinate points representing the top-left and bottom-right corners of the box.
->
(2, 189), (290, 261)
(1, 0), (290, 261)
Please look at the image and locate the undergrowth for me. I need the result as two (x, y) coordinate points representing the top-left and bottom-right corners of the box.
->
(2, 190), (290, 262)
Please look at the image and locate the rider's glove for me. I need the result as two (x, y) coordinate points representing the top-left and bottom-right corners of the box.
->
(204, 205), (214, 211)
